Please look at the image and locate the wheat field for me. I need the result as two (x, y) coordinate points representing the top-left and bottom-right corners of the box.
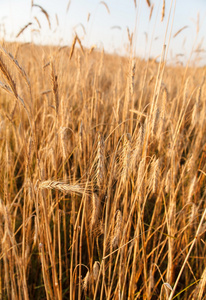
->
(0, 2), (206, 300)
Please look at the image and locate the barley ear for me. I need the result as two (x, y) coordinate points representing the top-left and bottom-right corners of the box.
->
(112, 210), (123, 249)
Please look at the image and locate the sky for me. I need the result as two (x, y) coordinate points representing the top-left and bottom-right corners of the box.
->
(0, 0), (206, 65)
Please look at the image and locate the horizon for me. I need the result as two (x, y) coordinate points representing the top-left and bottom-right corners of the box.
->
(1, 0), (206, 66)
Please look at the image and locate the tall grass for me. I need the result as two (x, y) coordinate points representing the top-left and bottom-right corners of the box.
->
(0, 2), (206, 300)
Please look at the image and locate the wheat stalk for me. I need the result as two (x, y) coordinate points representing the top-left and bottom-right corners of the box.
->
(32, 4), (51, 29)
(96, 133), (105, 188)
(161, 0), (165, 22)
(38, 180), (90, 195)
(16, 22), (33, 38)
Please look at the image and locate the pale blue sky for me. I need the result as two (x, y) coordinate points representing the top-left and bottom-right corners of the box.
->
(1, 0), (206, 65)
